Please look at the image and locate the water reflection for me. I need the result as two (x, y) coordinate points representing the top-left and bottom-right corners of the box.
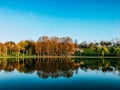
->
(0, 58), (79, 79)
(74, 58), (120, 76)
(0, 58), (120, 78)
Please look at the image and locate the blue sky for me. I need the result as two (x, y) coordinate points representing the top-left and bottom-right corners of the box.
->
(0, 0), (120, 43)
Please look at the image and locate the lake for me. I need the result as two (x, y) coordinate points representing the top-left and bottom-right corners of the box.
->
(0, 58), (120, 90)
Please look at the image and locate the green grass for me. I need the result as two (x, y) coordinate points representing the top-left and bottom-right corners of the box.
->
(82, 48), (96, 55)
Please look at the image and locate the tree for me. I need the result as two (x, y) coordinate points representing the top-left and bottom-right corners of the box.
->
(50, 37), (59, 55)
(2, 45), (7, 56)
(113, 47), (120, 56)
(5, 41), (16, 55)
(35, 42), (42, 56)
(18, 41), (28, 56)
(0, 43), (7, 56)
(15, 44), (21, 57)
(61, 37), (75, 56)
(38, 36), (49, 55)
(96, 46), (109, 59)
(100, 41), (112, 47)
(95, 46), (101, 56)
(0, 43), (3, 56)
(25, 40), (36, 55)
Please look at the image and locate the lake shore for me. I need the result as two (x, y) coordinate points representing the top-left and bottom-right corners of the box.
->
(0, 56), (119, 59)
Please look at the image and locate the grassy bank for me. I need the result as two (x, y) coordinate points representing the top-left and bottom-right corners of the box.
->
(0, 55), (119, 59)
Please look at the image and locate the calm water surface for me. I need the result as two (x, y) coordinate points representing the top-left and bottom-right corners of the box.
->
(0, 58), (120, 90)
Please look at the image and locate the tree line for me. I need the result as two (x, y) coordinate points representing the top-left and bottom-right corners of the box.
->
(0, 36), (75, 56)
(0, 36), (120, 57)
(75, 38), (120, 57)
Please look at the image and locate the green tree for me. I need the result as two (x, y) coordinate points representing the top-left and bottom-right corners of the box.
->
(96, 46), (109, 59)
(113, 47), (120, 57)
(25, 40), (36, 55)
(18, 41), (28, 56)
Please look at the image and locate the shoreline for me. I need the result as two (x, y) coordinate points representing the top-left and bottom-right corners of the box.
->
(0, 56), (119, 59)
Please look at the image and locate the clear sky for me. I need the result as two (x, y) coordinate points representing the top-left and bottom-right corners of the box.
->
(0, 0), (120, 43)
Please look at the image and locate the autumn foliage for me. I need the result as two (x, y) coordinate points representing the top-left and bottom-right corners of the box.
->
(0, 36), (75, 56)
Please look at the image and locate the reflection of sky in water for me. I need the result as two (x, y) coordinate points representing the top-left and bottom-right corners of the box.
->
(0, 69), (37, 80)
(0, 68), (120, 90)
(0, 58), (120, 90)
(74, 68), (120, 78)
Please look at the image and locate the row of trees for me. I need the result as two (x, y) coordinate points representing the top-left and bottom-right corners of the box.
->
(0, 36), (75, 56)
(0, 36), (119, 57)
(75, 38), (120, 57)
(78, 38), (120, 48)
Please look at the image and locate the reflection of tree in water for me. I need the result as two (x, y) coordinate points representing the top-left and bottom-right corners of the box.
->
(0, 58), (120, 77)
(37, 69), (73, 79)
(0, 58), (16, 72)
(0, 58), (79, 78)
(35, 58), (77, 79)
(78, 58), (120, 76)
